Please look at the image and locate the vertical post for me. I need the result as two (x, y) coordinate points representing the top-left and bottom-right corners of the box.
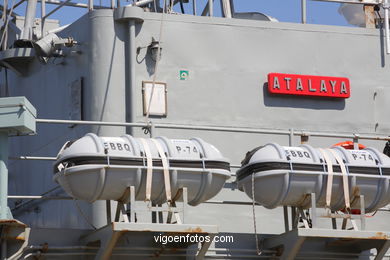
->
(331, 211), (337, 229)
(41, 0), (46, 37)
(384, 0), (390, 54)
(229, 0), (234, 16)
(291, 206), (297, 229)
(283, 206), (289, 232)
(353, 136), (359, 150)
(301, 134), (309, 144)
(130, 186), (135, 222)
(311, 193), (317, 228)
(111, 0), (115, 9)
(158, 204), (163, 223)
(301, 0), (306, 24)
(127, 20), (136, 134)
(21, 0), (38, 40)
(2, 0), (8, 50)
(360, 195), (366, 230)
(193, 0), (197, 15)
(0, 132), (9, 220)
(220, 0), (232, 18)
(106, 200), (112, 224)
(182, 187), (188, 223)
(208, 0), (213, 16)
(88, 0), (94, 11)
(149, 121), (155, 138)
(289, 128), (294, 146)
(151, 202), (157, 223)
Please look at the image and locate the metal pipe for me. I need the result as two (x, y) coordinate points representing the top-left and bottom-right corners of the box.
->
(8, 196), (72, 199)
(111, 0), (115, 8)
(132, 0), (153, 6)
(301, 0), (307, 24)
(12, 0), (27, 10)
(193, 0), (196, 15)
(0, 132), (8, 220)
(36, 118), (145, 128)
(88, 0), (93, 11)
(35, 118), (390, 141)
(9, 156), (56, 161)
(2, 0), (8, 50)
(24, 252), (274, 258)
(11, 185), (61, 211)
(384, 0), (390, 54)
(37, 0), (102, 9)
(45, 24), (70, 34)
(220, 0), (232, 18)
(208, 0), (213, 16)
(21, 0), (38, 40)
(155, 123), (291, 135)
(41, 0), (45, 37)
(289, 128), (294, 146)
(128, 20), (136, 135)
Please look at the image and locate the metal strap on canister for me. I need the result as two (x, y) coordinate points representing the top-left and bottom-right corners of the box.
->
(139, 138), (153, 201)
(151, 139), (172, 203)
(318, 148), (334, 209)
(329, 149), (351, 211)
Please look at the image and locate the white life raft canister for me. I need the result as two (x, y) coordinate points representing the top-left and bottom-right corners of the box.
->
(54, 133), (231, 206)
(237, 143), (390, 212)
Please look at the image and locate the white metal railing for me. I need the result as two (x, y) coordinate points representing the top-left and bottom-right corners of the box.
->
(35, 118), (390, 141)
(2, 0), (389, 49)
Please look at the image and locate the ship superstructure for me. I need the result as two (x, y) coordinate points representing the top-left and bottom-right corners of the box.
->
(0, 0), (390, 259)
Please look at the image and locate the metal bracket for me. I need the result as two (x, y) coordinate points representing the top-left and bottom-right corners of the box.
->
(0, 219), (30, 260)
(80, 222), (218, 260)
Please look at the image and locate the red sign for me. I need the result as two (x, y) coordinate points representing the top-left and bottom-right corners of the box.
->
(268, 73), (350, 98)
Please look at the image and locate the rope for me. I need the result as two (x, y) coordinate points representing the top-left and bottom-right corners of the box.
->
(144, 0), (167, 127)
(74, 199), (97, 230)
(251, 172), (262, 256)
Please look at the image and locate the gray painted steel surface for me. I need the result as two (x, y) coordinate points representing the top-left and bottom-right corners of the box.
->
(1, 5), (390, 259)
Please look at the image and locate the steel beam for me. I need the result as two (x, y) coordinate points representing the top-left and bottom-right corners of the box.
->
(81, 222), (218, 260)
(264, 229), (306, 260)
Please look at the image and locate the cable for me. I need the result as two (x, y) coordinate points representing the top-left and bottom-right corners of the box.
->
(179, 0), (185, 14)
(251, 172), (262, 256)
(144, 0), (167, 127)
(74, 199), (97, 230)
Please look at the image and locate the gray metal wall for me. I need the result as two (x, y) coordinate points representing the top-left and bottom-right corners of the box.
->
(3, 7), (390, 239)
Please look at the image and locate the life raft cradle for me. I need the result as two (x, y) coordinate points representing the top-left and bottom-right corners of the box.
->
(55, 133), (231, 228)
(237, 143), (390, 234)
(243, 145), (390, 260)
(57, 140), (226, 223)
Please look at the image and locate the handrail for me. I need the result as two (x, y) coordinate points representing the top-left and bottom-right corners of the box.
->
(36, 118), (390, 141)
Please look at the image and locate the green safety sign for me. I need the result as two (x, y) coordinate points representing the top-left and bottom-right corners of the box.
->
(180, 70), (189, 80)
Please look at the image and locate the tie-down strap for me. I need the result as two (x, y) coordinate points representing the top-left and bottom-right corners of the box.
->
(318, 148), (351, 211)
